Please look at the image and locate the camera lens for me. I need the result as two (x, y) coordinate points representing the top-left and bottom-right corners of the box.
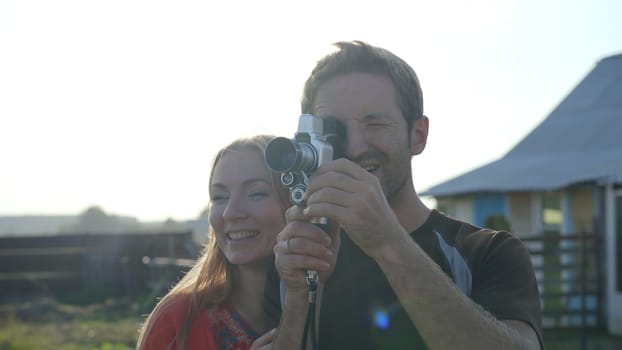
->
(265, 137), (317, 173)
(265, 137), (297, 172)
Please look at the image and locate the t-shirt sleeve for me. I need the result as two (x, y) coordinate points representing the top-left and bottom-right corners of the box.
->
(466, 230), (543, 346)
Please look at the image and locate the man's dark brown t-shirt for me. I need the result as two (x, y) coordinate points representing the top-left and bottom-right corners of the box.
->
(265, 210), (543, 349)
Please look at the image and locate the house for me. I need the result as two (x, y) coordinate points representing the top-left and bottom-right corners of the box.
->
(421, 53), (622, 334)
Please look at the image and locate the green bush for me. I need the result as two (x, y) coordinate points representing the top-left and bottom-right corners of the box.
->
(484, 214), (511, 231)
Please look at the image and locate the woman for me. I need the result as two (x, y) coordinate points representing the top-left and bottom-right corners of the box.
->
(137, 135), (288, 350)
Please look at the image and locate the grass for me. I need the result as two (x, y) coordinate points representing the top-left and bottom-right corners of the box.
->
(0, 298), (143, 350)
(1, 297), (621, 350)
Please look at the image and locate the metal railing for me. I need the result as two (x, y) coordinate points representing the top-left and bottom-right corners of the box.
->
(521, 231), (604, 336)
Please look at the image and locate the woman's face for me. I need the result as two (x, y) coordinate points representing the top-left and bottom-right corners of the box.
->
(208, 149), (285, 266)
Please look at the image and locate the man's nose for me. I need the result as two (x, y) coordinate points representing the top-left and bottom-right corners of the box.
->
(344, 126), (368, 159)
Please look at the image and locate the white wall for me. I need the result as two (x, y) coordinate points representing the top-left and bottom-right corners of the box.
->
(436, 196), (473, 223)
(606, 185), (622, 336)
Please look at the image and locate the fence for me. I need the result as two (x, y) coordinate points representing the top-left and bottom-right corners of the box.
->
(1, 230), (607, 331)
(0, 231), (200, 303)
(521, 231), (604, 331)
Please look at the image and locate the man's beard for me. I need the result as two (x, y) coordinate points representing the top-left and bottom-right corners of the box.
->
(380, 151), (412, 201)
(353, 146), (412, 201)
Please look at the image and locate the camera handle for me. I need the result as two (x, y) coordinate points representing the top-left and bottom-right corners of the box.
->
(306, 217), (328, 285)
(300, 216), (328, 350)
(281, 171), (327, 350)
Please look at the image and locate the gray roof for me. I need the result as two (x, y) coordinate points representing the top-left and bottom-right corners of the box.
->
(422, 53), (622, 197)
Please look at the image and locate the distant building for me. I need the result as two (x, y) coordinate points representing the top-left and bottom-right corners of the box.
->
(422, 53), (622, 335)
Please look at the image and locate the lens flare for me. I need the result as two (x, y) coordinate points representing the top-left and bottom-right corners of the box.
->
(373, 309), (390, 330)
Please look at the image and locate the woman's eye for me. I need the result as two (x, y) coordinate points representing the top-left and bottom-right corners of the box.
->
(211, 195), (228, 203)
(249, 192), (269, 199)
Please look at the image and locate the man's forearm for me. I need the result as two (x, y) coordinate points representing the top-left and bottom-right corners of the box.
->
(373, 235), (540, 350)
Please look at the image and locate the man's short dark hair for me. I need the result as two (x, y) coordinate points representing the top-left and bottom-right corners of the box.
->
(301, 40), (424, 130)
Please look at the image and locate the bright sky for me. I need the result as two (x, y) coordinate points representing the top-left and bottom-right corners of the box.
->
(1, 0), (620, 222)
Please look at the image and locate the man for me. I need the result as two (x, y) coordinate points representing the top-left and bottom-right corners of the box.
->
(267, 41), (542, 349)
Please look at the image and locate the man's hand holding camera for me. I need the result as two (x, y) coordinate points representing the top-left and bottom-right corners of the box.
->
(302, 158), (408, 259)
(274, 205), (340, 293)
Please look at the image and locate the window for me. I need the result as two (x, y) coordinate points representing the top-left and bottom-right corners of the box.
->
(542, 192), (562, 234)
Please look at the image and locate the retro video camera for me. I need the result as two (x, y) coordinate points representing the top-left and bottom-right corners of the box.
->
(264, 114), (344, 206)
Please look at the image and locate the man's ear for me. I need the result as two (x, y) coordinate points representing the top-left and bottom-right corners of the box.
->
(410, 115), (429, 155)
